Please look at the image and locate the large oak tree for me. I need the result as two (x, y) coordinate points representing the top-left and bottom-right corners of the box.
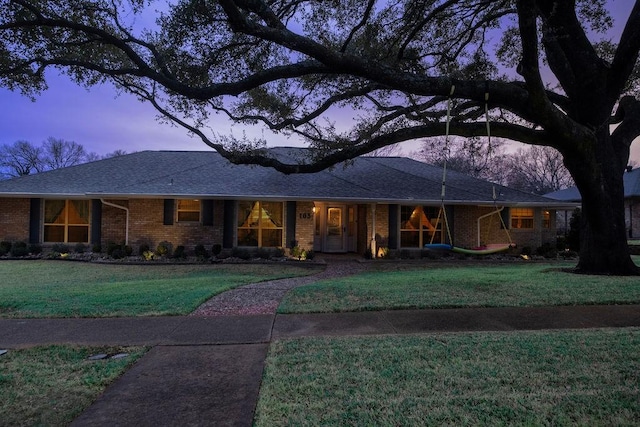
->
(1, 0), (639, 274)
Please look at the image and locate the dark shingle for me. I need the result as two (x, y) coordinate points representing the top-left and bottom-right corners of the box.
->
(0, 149), (564, 205)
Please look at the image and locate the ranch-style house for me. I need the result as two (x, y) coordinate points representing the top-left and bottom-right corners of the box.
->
(0, 148), (573, 256)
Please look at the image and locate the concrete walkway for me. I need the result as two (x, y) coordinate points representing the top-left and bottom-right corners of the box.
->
(1, 261), (640, 426)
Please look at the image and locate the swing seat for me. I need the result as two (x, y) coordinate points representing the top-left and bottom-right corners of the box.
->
(423, 243), (453, 251)
(451, 243), (514, 255)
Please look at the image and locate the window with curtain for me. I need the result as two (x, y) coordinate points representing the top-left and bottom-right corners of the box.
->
(511, 208), (535, 229)
(44, 199), (90, 243)
(542, 210), (551, 228)
(177, 199), (201, 222)
(237, 201), (283, 247)
(400, 206), (442, 247)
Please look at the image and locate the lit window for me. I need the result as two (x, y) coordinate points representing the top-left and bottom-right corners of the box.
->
(237, 201), (283, 247)
(44, 200), (90, 243)
(542, 210), (551, 229)
(511, 208), (534, 229)
(177, 199), (201, 222)
(400, 206), (442, 247)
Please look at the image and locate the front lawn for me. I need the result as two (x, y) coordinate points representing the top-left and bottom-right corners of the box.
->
(0, 260), (320, 318)
(255, 328), (640, 425)
(0, 345), (146, 426)
(279, 261), (640, 313)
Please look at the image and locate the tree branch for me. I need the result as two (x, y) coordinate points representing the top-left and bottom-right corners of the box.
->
(608, 1), (640, 103)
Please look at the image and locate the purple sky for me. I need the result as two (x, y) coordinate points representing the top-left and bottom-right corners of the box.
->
(0, 1), (638, 162)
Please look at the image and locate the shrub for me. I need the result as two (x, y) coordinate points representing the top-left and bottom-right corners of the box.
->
(212, 244), (222, 256)
(10, 241), (29, 257)
(398, 249), (411, 260)
(106, 241), (119, 256)
(138, 243), (150, 256)
(51, 243), (70, 253)
(560, 249), (579, 259)
(305, 249), (315, 260)
(256, 247), (271, 259)
(156, 241), (172, 256)
(232, 247), (252, 260)
(0, 241), (12, 256)
(194, 244), (208, 259)
(124, 245), (133, 256)
(110, 248), (126, 259)
(173, 245), (186, 259)
(272, 247), (285, 258)
(290, 246), (303, 259)
(142, 250), (155, 261)
(28, 243), (42, 255)
(74, 243), (87, 253)
(536, 242), (557, 259)
(92, 243), (102, 253)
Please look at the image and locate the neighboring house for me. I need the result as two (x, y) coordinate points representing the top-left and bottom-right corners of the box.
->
(546, 166), (640, 239)
(0, 148), (573, 256)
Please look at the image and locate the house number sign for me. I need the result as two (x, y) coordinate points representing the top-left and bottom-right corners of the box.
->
(299, 212), (313, 219)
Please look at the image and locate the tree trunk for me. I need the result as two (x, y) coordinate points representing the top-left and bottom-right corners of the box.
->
(565, 130), (639, 275)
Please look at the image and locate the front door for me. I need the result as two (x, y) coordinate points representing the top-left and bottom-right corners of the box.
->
(324, 206), (346, 252)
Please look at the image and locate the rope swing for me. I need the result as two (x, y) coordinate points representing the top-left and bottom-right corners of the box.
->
(425, 84), (514, 255)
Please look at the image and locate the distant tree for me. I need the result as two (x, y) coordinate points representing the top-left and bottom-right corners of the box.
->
(38, 137), (89, 171)
(416, 136), (507, 183)
(369, 144), (402, 157)
(505, 146), (574, 195)
(0, 138), (103, 178)
(0, 140), (40, 178)
(102, 149), (128, 158)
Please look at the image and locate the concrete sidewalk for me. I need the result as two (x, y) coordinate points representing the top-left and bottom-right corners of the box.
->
(2, 305), (640, 426)
(2, 305), (640, 348)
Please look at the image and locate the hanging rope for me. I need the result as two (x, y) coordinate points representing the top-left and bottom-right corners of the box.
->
(482, 92), (514, 247)
(430, 85), (455, 245)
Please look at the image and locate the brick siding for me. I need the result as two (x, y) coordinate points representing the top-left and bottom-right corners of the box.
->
(294, 201), (315, 251)
(0, 198), (30, 242)
(101, 198), (224, 253)
(0, 197), (559, 254)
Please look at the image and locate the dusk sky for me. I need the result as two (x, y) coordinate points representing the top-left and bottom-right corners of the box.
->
(0, 1), (638, 163)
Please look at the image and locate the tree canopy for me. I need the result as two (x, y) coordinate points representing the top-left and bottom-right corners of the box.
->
(1, 0), (640, 273)
(1, 1), (636, 171)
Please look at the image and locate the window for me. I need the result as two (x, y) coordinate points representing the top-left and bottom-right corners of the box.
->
(44, 199), (90, 243)
(542, 210), (551, 229)
(511, 208), (534, 229)
(237, 201), (283, 247)
(400, 206), (442, 247)
(177, 199), (201, 222)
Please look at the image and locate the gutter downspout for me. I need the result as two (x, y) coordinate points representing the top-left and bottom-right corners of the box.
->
(100, 199), (129, 245)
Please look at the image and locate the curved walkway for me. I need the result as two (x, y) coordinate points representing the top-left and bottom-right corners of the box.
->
(1, 258), (640, 426)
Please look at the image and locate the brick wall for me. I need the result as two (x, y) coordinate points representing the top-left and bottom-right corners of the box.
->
(0, 198), (30, 242)
(101, 198), (224, 253)
(451, 205), (556, 250)
(295, 201), (315, 251)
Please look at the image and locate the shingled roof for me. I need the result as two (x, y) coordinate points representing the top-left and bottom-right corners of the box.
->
(546, 167), (640, 202)
(0, 148), (566, 206)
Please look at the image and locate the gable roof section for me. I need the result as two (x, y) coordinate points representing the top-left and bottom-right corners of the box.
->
(546, 167), (640, 202)
(0, 148), (566, 206)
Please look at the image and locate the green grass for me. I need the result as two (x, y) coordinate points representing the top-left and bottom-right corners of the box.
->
(0, 260), (320, 318)
(255, 328), (640, 426)
(279, 262), (640, 313)
(0, 345), (146, 426)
